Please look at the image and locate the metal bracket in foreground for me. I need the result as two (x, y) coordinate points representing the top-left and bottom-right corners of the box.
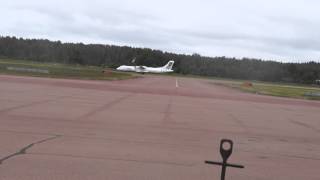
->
(205, 139), (244, 180)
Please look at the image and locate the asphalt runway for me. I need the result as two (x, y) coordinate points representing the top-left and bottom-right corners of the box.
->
(0, 75), (319, 180)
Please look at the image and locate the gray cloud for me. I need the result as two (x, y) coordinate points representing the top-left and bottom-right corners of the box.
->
(1, 0), (320, 62)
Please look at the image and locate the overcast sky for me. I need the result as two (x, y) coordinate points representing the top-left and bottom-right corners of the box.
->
(1, 0), (320, 62)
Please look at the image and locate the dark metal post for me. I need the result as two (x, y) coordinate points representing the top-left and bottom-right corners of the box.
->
(205, 139), (244, 180)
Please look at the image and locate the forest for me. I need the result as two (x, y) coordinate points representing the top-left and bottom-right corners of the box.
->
(0, 36), (319, 84)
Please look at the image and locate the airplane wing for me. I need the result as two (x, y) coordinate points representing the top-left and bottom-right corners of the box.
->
(135, 66), (148, 73)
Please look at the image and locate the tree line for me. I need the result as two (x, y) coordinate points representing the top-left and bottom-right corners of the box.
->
(0, 36), (319, 84)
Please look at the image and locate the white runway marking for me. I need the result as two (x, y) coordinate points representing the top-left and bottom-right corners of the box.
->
(175, 78), (179, 88)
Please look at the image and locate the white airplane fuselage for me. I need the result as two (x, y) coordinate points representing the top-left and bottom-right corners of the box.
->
(116, 60), (174, 73)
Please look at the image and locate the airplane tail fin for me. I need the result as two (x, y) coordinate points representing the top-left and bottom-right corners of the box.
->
(163, 60), (174, 70)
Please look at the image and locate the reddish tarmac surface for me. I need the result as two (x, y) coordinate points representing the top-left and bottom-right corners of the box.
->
(0, 75), (319, 180)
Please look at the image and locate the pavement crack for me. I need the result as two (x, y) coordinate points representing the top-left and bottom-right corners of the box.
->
(78, 93), (134, 120)
(228, 113), (251, 133)
(27, 153), (194, 167)
(0, 135), (61, 165)
(162, 96), (173, 123)
(290, 119), (320, 133)
(0, 95), (70, 114)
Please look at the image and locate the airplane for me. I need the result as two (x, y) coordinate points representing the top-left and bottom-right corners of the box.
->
(116, 60), (174, 73)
